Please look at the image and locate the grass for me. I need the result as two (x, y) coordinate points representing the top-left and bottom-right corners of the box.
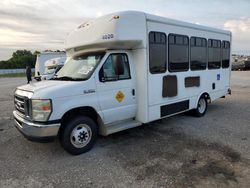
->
(0, 72), (26, 78)
(0, 72), (35, 78)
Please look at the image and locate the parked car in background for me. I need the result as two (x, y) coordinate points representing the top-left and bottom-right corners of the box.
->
(244, 60), (250, 70)
(232, 61), (244, 71)
(232, 59), (250, 71)
(41, 57), (66, 80)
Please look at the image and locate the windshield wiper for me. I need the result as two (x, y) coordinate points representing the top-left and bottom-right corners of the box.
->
(51, 76), (86, 81)
(51, 76), (72, 80)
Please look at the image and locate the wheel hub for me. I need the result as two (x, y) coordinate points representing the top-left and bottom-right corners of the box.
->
(70, 124), (92, 148)
(198, 98), (206, 113)
(78, 131), (88, 142)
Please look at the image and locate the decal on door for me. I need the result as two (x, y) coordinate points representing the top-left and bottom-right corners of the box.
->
(115, 91), (125, 103)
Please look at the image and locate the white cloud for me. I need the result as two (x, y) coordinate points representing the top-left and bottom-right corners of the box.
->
(0, 28), (44, 45)
(96, 11), (104, 18)
(1, 0), (250, 60)
(0, 0), (91, 60)
(224, 18), (250, 32)
(224, 18), (250, 54)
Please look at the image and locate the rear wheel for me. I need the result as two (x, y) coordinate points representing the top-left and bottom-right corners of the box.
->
(193, 96), (208, 117)
(60, 116), (97, 155)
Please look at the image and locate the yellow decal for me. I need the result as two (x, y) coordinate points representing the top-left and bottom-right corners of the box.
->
(116, 91), (125, 103)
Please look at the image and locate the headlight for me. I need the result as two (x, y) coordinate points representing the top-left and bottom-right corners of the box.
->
(32, 99), (52, 121)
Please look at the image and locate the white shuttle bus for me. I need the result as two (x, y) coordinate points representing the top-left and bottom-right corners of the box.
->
(13, 11), (232, 155)
(34, 52), (66, 81)
(41, 57), (66, 80)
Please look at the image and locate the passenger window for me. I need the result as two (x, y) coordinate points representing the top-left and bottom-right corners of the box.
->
(168, 34), (189, 72)
(222, 41), (230, 68)
(99, 54), (131, 82)
(208, 39), (221, 69)
(190, 37), (207, 70)
(149, 31), (167, 74)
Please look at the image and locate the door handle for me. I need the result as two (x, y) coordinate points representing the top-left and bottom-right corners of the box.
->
(132, 89), (135, 96)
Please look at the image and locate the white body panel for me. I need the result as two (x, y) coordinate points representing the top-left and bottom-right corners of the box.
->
(65, 12), (146, 52)
(18, 78), (103, 121)
(146, 18), (231, 121)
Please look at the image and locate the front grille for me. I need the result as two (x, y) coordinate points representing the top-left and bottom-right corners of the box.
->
(14, 95), (25, 116)
(14, 95), (30, 118)
(14, 117), (22, 126)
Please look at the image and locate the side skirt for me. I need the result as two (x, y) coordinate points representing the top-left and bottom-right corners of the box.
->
(99, 119), (142, 136)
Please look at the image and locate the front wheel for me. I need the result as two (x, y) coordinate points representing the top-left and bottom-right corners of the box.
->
(60, 116), (97, 155)
(192, 96), (208, 117)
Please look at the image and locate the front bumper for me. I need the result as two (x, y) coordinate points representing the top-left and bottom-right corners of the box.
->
(13, 110), (60, 142)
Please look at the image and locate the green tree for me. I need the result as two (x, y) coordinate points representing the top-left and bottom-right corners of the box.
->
(0, 49), (36, 69)
(12, 50), (32, 58)
(33, 51), (41, 56)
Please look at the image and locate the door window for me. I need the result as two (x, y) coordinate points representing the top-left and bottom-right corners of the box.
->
(99, 54), (131, 82)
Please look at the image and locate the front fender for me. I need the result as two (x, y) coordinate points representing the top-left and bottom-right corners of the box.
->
(49, 94), (103, 121)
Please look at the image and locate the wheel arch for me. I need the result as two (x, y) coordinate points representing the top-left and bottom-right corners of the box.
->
(58, 106), (104, 136)
(195, 92), (211, 108)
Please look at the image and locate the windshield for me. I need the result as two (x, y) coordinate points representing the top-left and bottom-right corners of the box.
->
(44, 67), (56, 74)
(54, 52), (105, 81)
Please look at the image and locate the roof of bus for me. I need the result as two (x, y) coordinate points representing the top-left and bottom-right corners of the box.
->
(65, 11), (231, 53)
(145, 13), (231, 35)
(45, 57), (66, 67)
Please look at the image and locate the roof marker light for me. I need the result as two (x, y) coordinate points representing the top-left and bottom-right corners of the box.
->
(77, 22), (91, 29)
(109, 15), (120, 21)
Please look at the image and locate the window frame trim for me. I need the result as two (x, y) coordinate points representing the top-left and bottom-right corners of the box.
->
(149, 31), (167, 74)
(221, 40), (231, 69)
(190, 36), (208, 71)
(168, 33), (190, 73)
(99, 53), (131, 82)
(208, 39), (222, 70)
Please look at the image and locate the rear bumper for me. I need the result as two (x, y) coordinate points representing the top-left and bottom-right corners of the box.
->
(13, 110), (60, 142)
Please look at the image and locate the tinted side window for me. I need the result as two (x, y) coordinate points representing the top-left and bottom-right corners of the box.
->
(168, 34), (189, 72)
(149, 32), (167, 74)
(222, 41), (230, 68)
(190, 37), (207, 70)
(99, 54), (130, 82)
(208, 39), (221, 69)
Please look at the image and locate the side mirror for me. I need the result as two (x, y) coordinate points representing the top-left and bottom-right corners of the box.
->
(113, 55), (124, 75)
(99, 67), (106, 82)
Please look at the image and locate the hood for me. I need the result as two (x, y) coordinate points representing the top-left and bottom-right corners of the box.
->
(18, 80), (67, 93)
(16, 79), (93, 99)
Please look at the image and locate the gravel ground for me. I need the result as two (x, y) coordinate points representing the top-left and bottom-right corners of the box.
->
(0, 72), (250, 188)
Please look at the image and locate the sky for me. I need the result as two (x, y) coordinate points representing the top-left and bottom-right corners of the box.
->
(0, 0), (250, 60)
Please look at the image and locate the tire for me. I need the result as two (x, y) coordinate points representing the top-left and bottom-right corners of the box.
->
(192, 96), (208, 117)
(60, 116), (97, 155)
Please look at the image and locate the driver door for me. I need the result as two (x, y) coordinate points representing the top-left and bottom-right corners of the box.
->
(96, 52), (136, 124)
